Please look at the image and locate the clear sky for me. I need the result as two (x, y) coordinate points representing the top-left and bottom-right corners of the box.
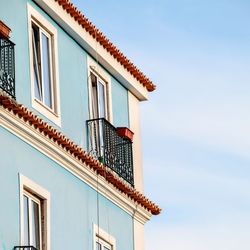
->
(72, 1), (250, 249)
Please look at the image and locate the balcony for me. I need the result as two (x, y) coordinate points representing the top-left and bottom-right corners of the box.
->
(87, 118), (134, 186)
(14, 247), (38, 250)
(0, 37), (15, 99)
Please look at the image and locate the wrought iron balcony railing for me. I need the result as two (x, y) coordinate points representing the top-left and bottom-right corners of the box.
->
(0, 37), (15, 99)
(14, 246), (38, 250)
(87, 118), (134, 186)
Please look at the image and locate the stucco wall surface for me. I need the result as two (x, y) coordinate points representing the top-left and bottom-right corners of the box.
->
(0, 126), (134, 250)
(0, 0), (129, 149)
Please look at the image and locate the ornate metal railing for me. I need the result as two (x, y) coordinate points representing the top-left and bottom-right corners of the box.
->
(0, 37), (15, 99)
(14, 246), (38, 250)
(87, 118), (134, 186)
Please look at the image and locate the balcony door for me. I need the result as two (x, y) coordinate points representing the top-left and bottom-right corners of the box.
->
(90, 71), (108, 120)
(89, 71), (109, 160)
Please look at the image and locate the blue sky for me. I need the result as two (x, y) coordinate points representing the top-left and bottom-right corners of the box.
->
(72, 1), (250, 249)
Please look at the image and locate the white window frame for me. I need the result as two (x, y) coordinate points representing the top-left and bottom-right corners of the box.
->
(93, 224), (116, 250)
(19, 174), (51, 250)
(23, 190), (42, 249)
(27, 4), (61, 126)
(96, 237), (112, 250)
(87, 56), (113, 123)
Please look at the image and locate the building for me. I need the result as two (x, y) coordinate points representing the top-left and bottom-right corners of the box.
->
(0, 0), (161, 249)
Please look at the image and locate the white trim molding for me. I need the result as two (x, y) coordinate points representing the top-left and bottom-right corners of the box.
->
(33, 0), (149, 101)
(87, 56), (113, 123)
(27, 3), (61, 126)
(128, 92), (144, 193)
(133, 219), (145, 250)
(0, 105), (151, 225)
(93, 224), (116, 250)
(19, 174), (51, 250)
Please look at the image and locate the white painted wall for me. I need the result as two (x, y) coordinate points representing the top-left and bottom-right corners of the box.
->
(134, 219), (145, 250)
(128, 91), (144, 193)
(128, 91), (149, 250)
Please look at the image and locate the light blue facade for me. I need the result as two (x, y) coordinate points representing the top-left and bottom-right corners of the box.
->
(0, 127), (134, 250)
(111, 77), (129, 128)
(0, 0), (129, 146)
(0, 0), (135, 249)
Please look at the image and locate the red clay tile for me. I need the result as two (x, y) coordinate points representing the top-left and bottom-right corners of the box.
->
(0, 93), (161, 215)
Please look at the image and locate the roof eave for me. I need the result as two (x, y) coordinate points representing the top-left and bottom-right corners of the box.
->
(33, 0), (152, 101)
(0, 91), (161, 215)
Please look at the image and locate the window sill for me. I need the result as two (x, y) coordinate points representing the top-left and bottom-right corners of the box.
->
(32, 98), (61, 127)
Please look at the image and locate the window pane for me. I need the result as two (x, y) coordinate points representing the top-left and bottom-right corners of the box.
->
(91, 73), (98, 119)
(41, 32), (52, 109)
(31, 200), (40, 249)
(104, 247), (110, 250)
(97, 81), (106, 118)
(32, 24), (42, 101)
(96, 241), (101, 250)
(23, 195), (29, 245)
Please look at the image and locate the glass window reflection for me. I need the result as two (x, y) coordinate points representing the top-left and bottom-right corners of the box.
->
(22, 192), (42, 249)
(23, 195), (29, 245)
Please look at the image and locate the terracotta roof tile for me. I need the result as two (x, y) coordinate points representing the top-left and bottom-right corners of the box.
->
(0, 93), (161, 215)
(54, 0), (156, 92)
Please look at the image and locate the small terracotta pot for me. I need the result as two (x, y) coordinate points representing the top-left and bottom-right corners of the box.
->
(116, 127), (134, 142)
(0, 21), (11, 39)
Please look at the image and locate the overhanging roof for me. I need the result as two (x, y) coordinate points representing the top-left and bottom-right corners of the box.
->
(0, 92), (161, 215)
(34, 0), (156, 100)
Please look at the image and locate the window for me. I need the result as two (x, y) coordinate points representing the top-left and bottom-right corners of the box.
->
(23, 190), (43, 249)
(28, 4), (61, 126)
(32, 22), (53, 110)
(96, 237), (112, 250)
(93, 224), (116, 250)
(88, 70), (110, 159)
(90, 71), (109, 120)
(87, 59), (113, 160)
(87, 56), (112, 122)
(19, 175), (50, 250)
